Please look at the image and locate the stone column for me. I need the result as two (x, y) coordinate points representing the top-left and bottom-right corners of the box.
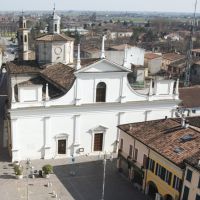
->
(11, 118), (19, 162)
(43, 116), (51, 159)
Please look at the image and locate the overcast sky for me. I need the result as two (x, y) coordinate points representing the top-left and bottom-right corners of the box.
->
(0, 0), (199, 13)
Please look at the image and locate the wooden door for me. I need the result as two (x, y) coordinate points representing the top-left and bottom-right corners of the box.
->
(94, 133), (103, 151)
(58, 139), (66, 154)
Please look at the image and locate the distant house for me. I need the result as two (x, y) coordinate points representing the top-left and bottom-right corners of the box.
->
(118, 117), (200, 200)
(162, 53), (185, 71)
(192, 49), (200, 58)
(164, 33), (182, 41)
(179, 86), (200, 116)
(144, 53), (162, 74)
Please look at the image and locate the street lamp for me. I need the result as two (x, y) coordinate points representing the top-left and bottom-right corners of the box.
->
(0, 67), (7, 89)
(26, 158), (31, 200)
(70, 154), (76, 176)
(101, 153), (113, 200)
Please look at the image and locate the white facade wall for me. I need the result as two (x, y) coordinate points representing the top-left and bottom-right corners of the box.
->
(36, 41), (74, 65)
(10, 59), (179, 161)
(11, 102), (177, 161)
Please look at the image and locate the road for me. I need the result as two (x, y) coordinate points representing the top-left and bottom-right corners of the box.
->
(54, 160), (149, 200)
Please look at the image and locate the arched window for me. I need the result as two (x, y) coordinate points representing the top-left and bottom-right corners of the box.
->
(23, 23), (26, 28)
(24, 35), (27, 43)
(96, 82), (106, 102)
(54, 24), (57, 32)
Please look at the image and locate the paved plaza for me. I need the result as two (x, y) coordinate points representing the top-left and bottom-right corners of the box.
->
(0, 156), (149, 200)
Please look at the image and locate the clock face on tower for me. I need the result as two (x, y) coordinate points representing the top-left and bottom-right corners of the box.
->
(54, 47), (62, 55)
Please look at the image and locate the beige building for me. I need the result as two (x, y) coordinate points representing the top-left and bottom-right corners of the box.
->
(181, 151), (200, 200)
(118, 117), (200, 200)
(144, 52), (162, 74)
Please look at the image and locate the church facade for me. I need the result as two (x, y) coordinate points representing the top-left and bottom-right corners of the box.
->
(6, 10), (180, 162)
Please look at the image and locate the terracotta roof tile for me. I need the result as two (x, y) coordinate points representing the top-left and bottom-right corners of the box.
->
(36, 33), (74, 42)
(6, 61), (41, 75)
(184, 151), (200, 171)
(145, 53), (162, 60)
(162, 53), (185, 62)
(40, 63), (75, 92)
(118, 118), (200, 168)
(179, 86), (200, 108)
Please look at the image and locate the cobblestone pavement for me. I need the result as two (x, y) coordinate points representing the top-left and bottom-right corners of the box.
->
(0, 155), (148, 200)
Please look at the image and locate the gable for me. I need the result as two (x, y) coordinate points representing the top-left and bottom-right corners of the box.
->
(76, 59), (131, 73)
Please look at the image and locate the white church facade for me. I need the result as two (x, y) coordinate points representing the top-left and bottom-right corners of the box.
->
(6, 10), (180, 162)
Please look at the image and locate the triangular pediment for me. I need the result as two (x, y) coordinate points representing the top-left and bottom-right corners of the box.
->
(89, 125), (108, 133)
(75, 59), (131, 73)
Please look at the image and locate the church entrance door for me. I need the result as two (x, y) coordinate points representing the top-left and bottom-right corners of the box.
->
(94, 133), (103, 151)
(58, 139), (66, 154)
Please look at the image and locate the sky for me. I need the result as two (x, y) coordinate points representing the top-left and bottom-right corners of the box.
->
(0, 0), (199, 13)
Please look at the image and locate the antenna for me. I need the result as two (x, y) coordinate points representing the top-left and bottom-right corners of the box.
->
(184, 0), (198, 87)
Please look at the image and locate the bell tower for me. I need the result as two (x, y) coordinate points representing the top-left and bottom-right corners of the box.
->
(49, 5), (61, 34)
(17, 12), (29, 61)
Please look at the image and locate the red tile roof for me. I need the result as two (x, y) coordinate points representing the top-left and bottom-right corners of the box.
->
(118, 118), (200, 168)
(179, 86), (200, 108)
(162, 53), (185, 62)
(145, 53), (162, 60)
(36, 33), (74, 42)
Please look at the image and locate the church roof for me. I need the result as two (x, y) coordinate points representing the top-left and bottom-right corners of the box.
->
(6, 60), (41, 75)
(18, 76), (65, 98)
(36, 33), (74, 42)
(40, 63), (75, 92)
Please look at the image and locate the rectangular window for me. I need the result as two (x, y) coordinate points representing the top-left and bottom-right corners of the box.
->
(155, 163), (162, 177)
(120, 138), (123, 150)
(129, 145), (133, 157)
(165, 170), (172, 185)
(182, 186), (189, 200)
(173, 175), (182, 191)
(196, 194), (200, 200)
(160, 166), (166, 180)
(148, 158), (155, 173)
(186, 169), (193, 182)
(143, 154), (148, 169)
(134, 148), (138, 161)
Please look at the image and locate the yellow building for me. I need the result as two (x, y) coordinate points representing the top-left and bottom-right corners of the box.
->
(118, 117), (200, 200)
(181, 151), (200, 200)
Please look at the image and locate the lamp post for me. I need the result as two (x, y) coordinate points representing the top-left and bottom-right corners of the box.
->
(70, 154), (76, 176)
(101, 154), (107, 200)
(26, 158), (31, 200)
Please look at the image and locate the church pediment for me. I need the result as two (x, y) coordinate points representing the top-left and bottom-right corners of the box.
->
(75, 59), (131, 74)
(89, 125), (108, 133)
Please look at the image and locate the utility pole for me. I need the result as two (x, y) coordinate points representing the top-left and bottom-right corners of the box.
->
(184, 0), (198, 87)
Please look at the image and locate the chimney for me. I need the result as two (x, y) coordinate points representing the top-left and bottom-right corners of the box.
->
(181, 118), (189, 128)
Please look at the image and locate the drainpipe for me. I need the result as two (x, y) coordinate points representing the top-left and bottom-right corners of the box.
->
(144, 147), (150, 195)
(179, 168), (186, 200)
